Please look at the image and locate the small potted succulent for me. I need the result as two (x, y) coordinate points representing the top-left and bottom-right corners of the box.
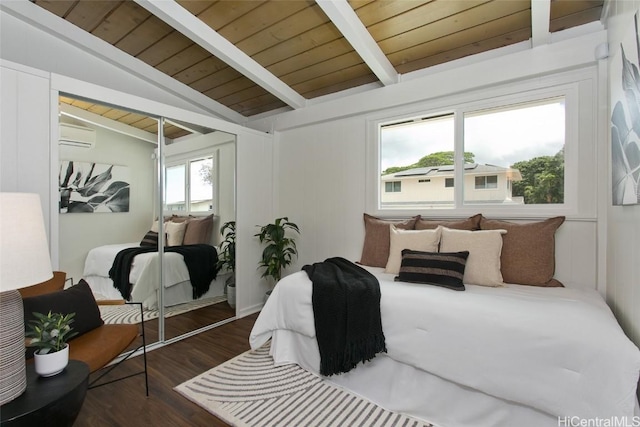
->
(26, 311), (78, 377)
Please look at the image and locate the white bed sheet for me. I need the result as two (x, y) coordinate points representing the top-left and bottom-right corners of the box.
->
(250, 266), (640, 424)
(83, 242), (222, 309)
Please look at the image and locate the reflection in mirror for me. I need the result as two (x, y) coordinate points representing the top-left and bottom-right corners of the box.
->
(57, 95), (237, 348)
(57, 95), (161, 345)
(161, 122), (236, 341)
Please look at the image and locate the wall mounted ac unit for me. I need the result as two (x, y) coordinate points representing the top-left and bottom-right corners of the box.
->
(59, 123), (96, 149)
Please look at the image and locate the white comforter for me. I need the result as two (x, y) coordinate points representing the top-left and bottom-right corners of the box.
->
(250, 267), (640, 420)
(83, 243), (192, 304)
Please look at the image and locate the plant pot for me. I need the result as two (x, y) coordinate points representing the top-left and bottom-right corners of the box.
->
(34, 344), (69, 377)
(227, 286), (236, 308)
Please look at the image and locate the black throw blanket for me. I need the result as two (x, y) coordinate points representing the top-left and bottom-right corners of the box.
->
(109, 244), (219, 301)
(302, 257), (386, 376)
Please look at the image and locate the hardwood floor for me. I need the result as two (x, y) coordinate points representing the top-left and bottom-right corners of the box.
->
(75, 313), (258, 426)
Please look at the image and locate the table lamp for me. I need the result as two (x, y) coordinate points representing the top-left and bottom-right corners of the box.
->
(0, 193), (53, 405)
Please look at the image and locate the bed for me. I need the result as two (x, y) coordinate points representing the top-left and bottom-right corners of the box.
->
(82, 242), (225, 309)
(82, 213), (226, 309)
(249, 214), (640, 427)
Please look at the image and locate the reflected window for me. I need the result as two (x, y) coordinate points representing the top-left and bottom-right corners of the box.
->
(165, 155), (214, 213)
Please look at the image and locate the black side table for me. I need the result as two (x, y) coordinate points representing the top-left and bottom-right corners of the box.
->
(0, 360), (89, 427)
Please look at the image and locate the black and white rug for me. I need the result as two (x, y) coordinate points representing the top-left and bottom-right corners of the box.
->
(99, 295), (227, 324)
(175, 343), (432, 427)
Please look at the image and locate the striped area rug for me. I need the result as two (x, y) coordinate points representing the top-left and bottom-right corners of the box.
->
(99, 295), (227, 324)
(175, 343), (432, 427)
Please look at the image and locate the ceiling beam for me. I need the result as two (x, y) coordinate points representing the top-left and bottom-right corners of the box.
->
(531, 0), (551, 47)
(0, 0), (245, 124)
(316, 0), (398, 86)
(135, 0), (306, 110)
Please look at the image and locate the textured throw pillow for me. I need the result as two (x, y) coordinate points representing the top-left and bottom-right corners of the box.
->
(22, 280), (104, 359)
(165, 220), (187, 246)
(359, 214), (419, 267)
(396, 249), (469, 291)
(140, 230), (159, 247)
(479, 216), (565, 287)
(385, 225), (441, 274)
(415, 214), (481, 231)
(439, 227), (507, 287)
(183, 214), (214, 245)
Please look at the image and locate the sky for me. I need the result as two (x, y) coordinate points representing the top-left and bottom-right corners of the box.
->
(380, 99), (565, 172)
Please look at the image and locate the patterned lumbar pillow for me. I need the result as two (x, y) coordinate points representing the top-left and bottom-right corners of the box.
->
(140, 230), (159, 247)
(395, 249), (469, 291)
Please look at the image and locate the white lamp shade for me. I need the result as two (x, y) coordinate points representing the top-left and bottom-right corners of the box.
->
(0, 193), (53, 291)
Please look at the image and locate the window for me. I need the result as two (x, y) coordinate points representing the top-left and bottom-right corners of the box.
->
(475, 175), (498, 189)
(165, 155), (214, 213)
(377, 96), (565, 210)
(385, 181), (401, 192)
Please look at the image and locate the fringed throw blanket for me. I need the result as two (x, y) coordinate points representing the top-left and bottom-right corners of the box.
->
(109, 244), (219, 300)
(302, 257), (386, 376)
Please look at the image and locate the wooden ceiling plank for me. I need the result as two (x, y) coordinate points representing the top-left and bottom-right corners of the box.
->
(550, 0), (603, 19)
(195, 0), (263, 32)
(301, 73), (379, 99)
(86, 104), (112, 116)
(531, 0), (551, 46)
(267, 38), (355, 78)
(118, 112), (148, 126)
(115, 15), (175, 57)
(172, 56), (229, 86)
(317, 0), (397, 85)
(350, 0), (433, 26)
(135, 0), (307, 109)
(191, 67), (244, 93)
(33, 0), (76, 18)
(235, 4), (330, 60)
(232, 92), (290, 114)
(396, 27), (531, 74)
(216, 1), (312, 44)
(378, 1), (530, 55)
(550, 7), (604, 33)
(176, 0), (218, 17)
(102, 109), (132, 121)
(91, 1), (152, 45)
(252, 23), (344, 69)
(242, 100), (290, 118)
(218, 83), (277, 107)
(292, 62), (374, 95)
(136, 31), (193, 67)
(154, 43), (211, 76)
(280, 51), (366, 87)
(365, 0), (493, 43)
(202, 75), (257, 100)
(55, 1), (121, 33)
(389, 12), (531, 70)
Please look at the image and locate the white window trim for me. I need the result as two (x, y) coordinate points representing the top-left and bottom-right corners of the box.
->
(164, 147), (217, 216)
(365, 67), (595, 220)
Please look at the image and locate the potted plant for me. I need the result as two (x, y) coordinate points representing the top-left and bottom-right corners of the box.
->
(217, 221), (236, 308)
(255, 217), (300, 298)
(26, 311), (77, 377)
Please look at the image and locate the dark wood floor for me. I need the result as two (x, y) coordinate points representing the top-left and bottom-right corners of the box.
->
(75, 312), (258, 426)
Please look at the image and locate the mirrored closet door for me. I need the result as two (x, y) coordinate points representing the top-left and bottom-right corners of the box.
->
(57, 95), (236, 347)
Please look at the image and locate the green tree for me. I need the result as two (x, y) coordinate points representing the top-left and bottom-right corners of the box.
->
(382, 151), (475, 175)
(511, 149), (564, 204)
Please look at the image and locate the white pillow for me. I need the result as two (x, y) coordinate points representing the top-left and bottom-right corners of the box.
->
(439, 227), (507, 287)
(385, 225), (442, 274)
(165, 221), (187, 246)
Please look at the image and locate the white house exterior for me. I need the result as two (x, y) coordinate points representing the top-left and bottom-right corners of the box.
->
(381, 164), (523, 208)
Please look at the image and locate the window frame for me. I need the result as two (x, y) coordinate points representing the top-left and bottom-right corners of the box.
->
(164, 148), (217, 215)
(366, 79), (582, 219)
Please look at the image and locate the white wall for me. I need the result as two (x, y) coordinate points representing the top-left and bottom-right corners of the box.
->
(604, 0), (640, 346)
(58, 119), (155, 281)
